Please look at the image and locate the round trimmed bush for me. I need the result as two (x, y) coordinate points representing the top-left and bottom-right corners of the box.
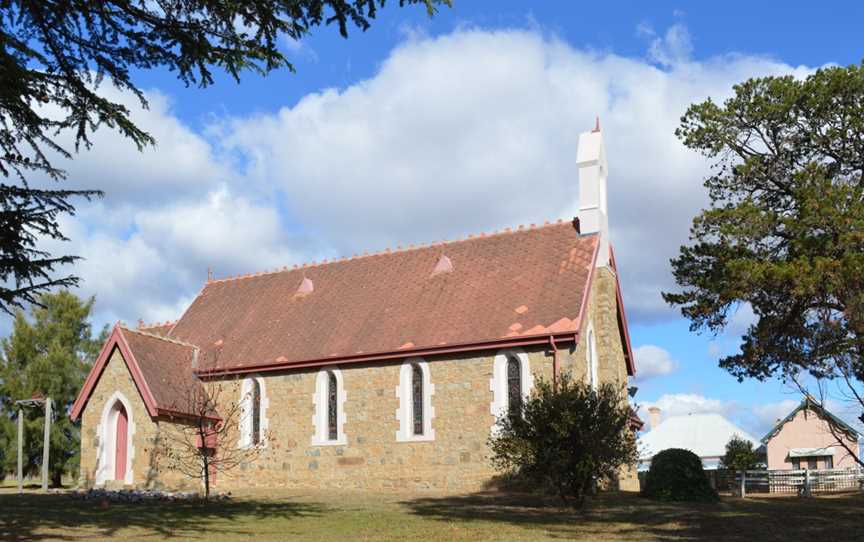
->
(642, 448), (718, 502)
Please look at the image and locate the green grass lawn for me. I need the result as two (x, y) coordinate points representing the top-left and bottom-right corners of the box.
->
(1, 486), (861, 541)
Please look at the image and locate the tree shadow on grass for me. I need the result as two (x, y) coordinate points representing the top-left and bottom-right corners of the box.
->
(0, 492), (327, 541)
(401, 490), (864, 541)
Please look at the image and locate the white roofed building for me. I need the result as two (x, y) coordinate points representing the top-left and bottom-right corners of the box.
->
(637, 408), (760, 471)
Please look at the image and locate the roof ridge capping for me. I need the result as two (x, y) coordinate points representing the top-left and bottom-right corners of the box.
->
(137, 319), (176, 330)
(205, 218), (578, 285)
(121, 325), (200, 350)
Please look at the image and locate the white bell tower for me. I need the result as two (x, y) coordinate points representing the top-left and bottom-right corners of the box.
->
(575, 118), (610, 268)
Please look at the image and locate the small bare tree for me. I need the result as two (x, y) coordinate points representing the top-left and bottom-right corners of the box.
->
(158, 378), (273, 499)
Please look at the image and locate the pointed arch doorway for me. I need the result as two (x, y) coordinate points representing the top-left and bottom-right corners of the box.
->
(114, 404), (128, 481)
(97, 392), (134, 486)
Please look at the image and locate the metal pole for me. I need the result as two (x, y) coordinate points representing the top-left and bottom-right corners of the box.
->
(17, 409), (23, 494)
(740, 470), (746, 498)
(41, 398), (51, 492)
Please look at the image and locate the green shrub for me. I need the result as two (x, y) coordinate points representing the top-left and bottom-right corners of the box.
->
(488, 373), (638, 508)
(642, 448), (718, 502)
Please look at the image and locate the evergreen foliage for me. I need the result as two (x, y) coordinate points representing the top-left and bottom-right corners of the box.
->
(666, 64), (864, 465)
(0, 0), (449, 313)
(642, 448), (718, 502)
(0, 291), (106, 486)
(488, 373), (638, 507)
(719, 435), (761, 472)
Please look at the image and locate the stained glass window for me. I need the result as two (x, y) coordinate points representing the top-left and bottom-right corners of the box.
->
(251, 379), (261, 445)
(327, 371), (338, 441)
(507, 356), (522, 417)
(412, 363), (424, 435)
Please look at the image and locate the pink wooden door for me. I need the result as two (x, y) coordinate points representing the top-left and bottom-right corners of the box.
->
(115, 405), (128, 480)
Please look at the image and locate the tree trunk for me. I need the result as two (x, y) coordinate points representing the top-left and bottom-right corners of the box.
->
(51, 468), (62, 488)
(203, 456), (210, 500)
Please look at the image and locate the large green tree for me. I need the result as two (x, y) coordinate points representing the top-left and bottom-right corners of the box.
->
(665, 63), (864, 465)
(0, 0), (449, 314)
(0, 291), (105, 486)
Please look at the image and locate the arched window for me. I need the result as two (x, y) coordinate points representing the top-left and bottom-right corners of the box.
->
(327, 371), (338, 441)
(251, 378), (261, 445)
(313, 367), (346, 445)
(412, 363), (424, 435)
(490, 350), (532, 433)
(506, 355), (522, 416)
(240, 376), (267, 448)
(396, 359), (435, 442)
(587, 328), (599, 390)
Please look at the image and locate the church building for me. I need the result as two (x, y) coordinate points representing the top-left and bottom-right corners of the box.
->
(70, 126), (639, 492)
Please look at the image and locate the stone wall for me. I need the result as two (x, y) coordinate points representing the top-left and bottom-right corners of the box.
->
(78, 264), (634, 492)
(79, 348), (197, 490)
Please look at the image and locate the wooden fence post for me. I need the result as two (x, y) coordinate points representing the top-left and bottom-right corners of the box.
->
(17, 409), (23, 494)
(41, 398), (51, 492)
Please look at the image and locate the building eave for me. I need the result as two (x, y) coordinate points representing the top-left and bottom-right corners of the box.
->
(196, 331), (580, 378)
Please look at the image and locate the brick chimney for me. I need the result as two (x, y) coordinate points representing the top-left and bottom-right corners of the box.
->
(647, 406), (661, 430)
(576, 119), (610, 268)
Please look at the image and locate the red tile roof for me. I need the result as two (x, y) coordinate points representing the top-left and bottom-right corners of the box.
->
(120, 328), (205, 415)
(167, 221), (599, 375)
(73, 219), (637, 420)
(70, 326), (208, 421)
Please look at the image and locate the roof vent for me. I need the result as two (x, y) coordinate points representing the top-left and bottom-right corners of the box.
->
(295, 277), (314, 297)
(431, 254), (453, 276)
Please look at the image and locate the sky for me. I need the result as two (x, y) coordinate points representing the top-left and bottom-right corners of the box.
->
(11, 1), (864, 439)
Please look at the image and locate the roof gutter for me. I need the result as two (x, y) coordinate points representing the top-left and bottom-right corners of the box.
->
(157, 407), (222, 423)
(196, 331), (581, 378)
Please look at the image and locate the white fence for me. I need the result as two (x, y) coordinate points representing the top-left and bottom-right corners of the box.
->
(712, 468), (864, 496)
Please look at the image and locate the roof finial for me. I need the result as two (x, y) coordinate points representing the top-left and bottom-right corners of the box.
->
(592, 115), (601, 133)
(207, 267), (213, 282)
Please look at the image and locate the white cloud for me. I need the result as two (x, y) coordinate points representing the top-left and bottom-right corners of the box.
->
(34, 88), (231, 206)
(218, 27), (813, 322)
(7, 23), (820, 337)
(633, 344), (678, 381)
(753, 399), (799, 430)
(647, 23), (694, 67)
(640, 393), (861, 439)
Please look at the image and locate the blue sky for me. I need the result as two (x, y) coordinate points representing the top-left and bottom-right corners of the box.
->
(18, 1), (864, 438)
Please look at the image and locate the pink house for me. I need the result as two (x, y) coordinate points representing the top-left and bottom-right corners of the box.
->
(762, 398), (861, 470)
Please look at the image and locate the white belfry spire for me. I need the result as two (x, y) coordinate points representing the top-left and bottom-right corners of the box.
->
(576, 118), (609, 268)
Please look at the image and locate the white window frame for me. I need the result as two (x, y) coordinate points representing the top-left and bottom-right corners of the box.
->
(311, 367), (347, 446)
(586, 323), (599, 391)
(395, 358), (435, 442)
(490, 349), (533, 432)
(95, 391), (136, 486)
(239, 375), (269, 449)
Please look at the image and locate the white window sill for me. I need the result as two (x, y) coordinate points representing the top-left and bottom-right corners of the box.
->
(310, 436), (347, 447)
(396, 430), (435, 442)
